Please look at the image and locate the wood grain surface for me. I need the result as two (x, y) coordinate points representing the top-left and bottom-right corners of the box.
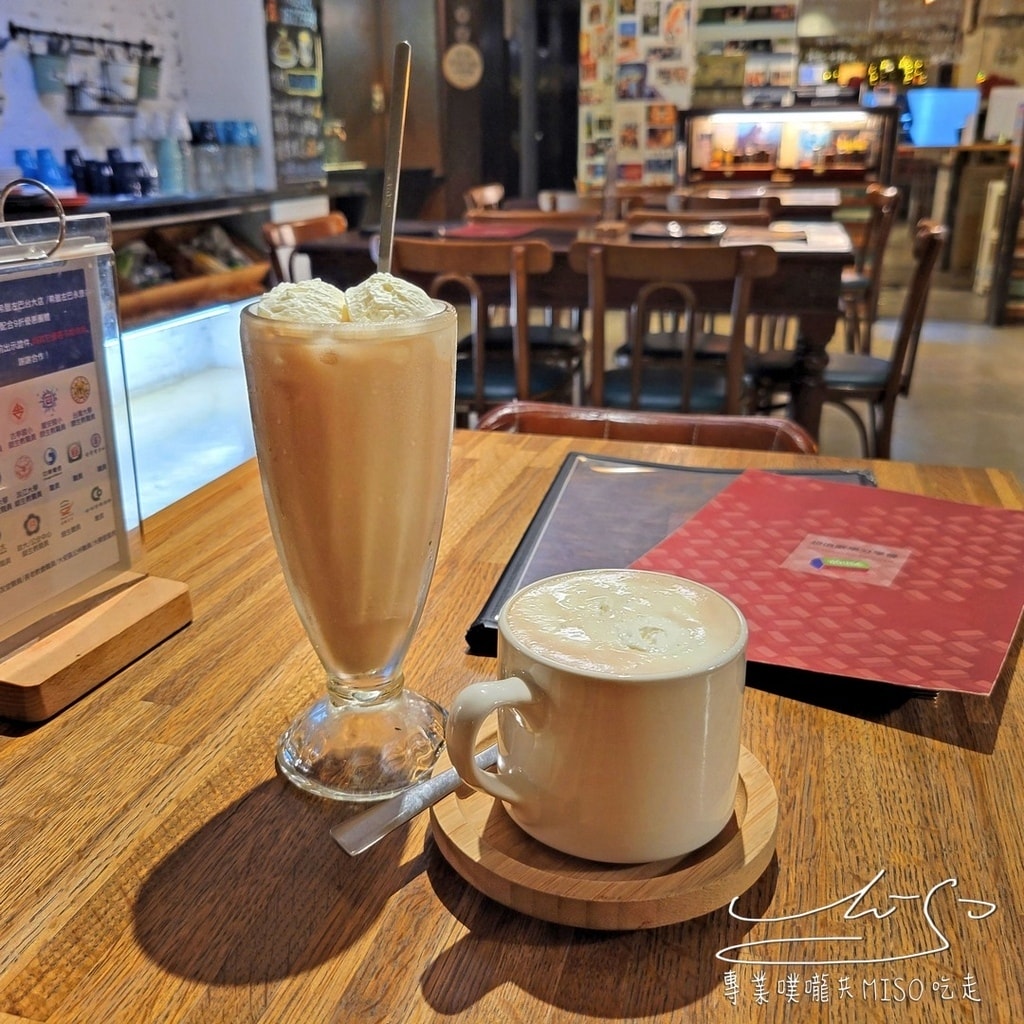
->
(0, 430), (1021, 1023)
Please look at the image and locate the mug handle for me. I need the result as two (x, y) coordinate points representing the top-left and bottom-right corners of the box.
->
(447, 677), (536, 806)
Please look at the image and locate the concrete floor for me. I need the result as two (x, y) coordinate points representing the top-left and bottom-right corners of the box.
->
(123, 233), (1023, 520)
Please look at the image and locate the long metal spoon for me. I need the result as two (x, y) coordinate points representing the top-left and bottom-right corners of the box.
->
(330, 744), (499, 855)
(375, 40), (412, 276)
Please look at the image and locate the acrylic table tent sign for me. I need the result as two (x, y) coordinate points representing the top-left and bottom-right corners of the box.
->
(0, 204), (191, 721)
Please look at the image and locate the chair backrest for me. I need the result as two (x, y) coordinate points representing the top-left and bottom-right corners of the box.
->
(600, 184), (674, 210)
(476, 401), (818, 453)
(626, 209), (773, 228)
(885, 219), (947, 401)
(466, 207), (600, 231)
(678, 193), (783, 218)
(567, 239), (778, 413)
(463, 182), (505, 211)
(262, 212), (349, 284)
(391, 236), (555, 413)
(841, 183), (900, 275)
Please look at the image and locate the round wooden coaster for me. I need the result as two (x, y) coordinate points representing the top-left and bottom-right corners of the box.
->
(429, 745), (778, 930)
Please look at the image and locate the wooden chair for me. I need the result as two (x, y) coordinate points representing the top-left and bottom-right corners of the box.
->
(674, 192), (783, 219)
(463, 182), (505, 212)
(465, 207), (600, 232)
(617, 183), (673, 209)
(476, 401), (818, 453)
(824, 220), (947, 459)
(460, 208), (594, 375)
(620, 210), (779, 366)
(262, 212), (349, 284)
(633, 202), (785, 371)
(837, 183), (900, 354)
(568, 239), (778, 415)
(391, 237), (576, 425)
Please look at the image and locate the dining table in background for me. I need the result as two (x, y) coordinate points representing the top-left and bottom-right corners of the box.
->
(678, 185), (844, 219)
(298, 219), (853, 440)
(1, 430), (1021, 1023)
(573, 185), (843, 219)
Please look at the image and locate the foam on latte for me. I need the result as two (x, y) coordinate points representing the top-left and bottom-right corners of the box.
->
(501, 569), (746, 678)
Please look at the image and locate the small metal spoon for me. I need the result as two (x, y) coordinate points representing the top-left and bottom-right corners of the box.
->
(330, 744), (498, 855)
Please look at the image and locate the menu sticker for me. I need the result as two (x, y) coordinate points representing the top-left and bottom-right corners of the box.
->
(0, 263), (125, 645)
(782, 533), (910, 587)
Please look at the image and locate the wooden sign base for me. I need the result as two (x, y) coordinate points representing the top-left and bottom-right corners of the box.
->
(0, 572), (192, 722)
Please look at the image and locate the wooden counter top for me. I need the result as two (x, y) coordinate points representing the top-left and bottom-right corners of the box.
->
(1, 430), (1021, 1022)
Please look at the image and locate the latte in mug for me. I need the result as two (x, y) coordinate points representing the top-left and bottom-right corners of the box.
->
(447, 568), (747, 863)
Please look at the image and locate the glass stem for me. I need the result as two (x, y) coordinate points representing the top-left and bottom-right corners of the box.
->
(327, 672), (405, 709)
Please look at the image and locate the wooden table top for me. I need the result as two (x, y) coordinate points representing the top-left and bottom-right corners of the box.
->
(2, 430), (1022, 1023)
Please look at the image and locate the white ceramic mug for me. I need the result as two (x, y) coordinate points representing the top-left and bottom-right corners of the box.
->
(447, 569), (747, 863)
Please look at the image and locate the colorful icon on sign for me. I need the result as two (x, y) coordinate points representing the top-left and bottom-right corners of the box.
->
(14, 455), (33, 480)
(67, 441), (83, 462)
(70, 375), (91, 404)
(44, 447), (58, 466)
(90, 432), (102, 449)
(39, 387), (59, 413)
(10, 398), (27, 423)
(91, 486), (103, 502)
(24, 513), (42, 536)
(59, 500), (74, 521)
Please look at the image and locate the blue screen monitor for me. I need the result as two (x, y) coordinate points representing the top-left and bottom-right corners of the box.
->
(906, 88), (980, 146)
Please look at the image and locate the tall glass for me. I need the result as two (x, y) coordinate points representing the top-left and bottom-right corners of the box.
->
(240, 300), (457, 800)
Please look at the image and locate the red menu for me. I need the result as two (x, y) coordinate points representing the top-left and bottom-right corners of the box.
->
(631, 469), (1024, 695)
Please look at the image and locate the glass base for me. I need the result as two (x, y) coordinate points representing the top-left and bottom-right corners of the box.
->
(276, 687), (447, 801)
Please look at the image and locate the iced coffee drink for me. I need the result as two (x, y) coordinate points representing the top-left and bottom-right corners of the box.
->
(240, 274), (457, 800)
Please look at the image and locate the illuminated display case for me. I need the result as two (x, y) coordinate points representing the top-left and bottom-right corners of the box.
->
(680, 105), (900, 185)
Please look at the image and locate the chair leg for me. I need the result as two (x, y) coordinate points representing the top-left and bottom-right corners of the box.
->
(871, 399), (896, 459)
(860, 316), (874, 355)
(843, 301), (861, 354)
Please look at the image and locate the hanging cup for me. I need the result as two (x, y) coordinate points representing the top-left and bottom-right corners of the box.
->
(30, 53), (69, 95)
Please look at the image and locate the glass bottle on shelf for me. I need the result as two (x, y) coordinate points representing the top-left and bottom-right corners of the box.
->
(224, 120), (257, 193)
(168, 109), (197, 194)
(192, 121), (224, 195)
(154, 113), (186, 196)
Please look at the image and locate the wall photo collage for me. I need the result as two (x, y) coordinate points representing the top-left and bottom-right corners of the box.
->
(578, 0), (694, 189)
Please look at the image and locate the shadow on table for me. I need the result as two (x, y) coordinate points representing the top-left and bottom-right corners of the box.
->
(133, 775), (423, 983)
(747, 625), (1019, 756)
(421, 844), (779, 1017)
